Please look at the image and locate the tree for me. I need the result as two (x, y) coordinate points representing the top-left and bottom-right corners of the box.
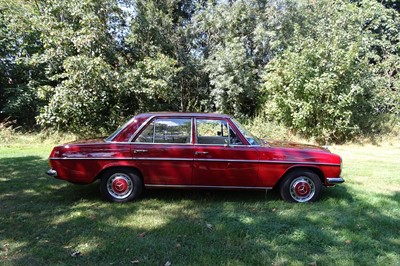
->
(191, 0), (301, 117)
(34, 0), (126, 134)
(0, 0), (44, 128)
(1, 0), (398, 142)
(261, 0), (399, 142)
(124, 0), (207, 113)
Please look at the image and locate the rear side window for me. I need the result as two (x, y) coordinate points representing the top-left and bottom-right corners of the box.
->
(134, 118), (191, 144)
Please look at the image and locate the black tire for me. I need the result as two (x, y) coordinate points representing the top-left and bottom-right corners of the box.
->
(279, 170), (322, 203)
(99, 168), (143, 203)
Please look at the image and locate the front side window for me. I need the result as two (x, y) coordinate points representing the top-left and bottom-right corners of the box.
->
(134, 118), (191, 144)
(196, 119), (243, 145)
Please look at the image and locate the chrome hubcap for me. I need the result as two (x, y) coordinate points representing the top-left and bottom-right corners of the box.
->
(107, 173), (133, 200)
(289, 176), (315, 202)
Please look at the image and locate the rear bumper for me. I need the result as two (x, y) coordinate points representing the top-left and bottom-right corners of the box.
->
(46, 169), (58, 177)
(326, 177), (345, 185)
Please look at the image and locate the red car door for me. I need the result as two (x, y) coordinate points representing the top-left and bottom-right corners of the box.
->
(192, 118), (260, 187)
(131, 117), (194, 186)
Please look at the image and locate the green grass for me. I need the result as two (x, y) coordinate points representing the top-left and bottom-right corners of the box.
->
(0, 137), (399, 265)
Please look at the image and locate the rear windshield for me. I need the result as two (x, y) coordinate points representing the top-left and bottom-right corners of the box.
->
(105, 117), (137, 142)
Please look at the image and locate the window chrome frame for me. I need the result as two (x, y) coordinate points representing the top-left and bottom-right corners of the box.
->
(194, 118), (248, 147)
(131, 116), (193, 145)
(108, 114), (254, 147)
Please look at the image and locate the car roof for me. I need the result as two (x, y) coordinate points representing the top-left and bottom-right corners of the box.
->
(135, 112), (232, 119)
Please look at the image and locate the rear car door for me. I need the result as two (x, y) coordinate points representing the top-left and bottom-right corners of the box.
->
(131, 117), (193, 185)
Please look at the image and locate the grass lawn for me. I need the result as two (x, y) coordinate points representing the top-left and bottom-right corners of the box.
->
(0, 138), (399, 265)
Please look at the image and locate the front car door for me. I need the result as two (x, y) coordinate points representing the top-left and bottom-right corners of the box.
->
(131, 116), (193, 186)
(192, 117), (260, 187)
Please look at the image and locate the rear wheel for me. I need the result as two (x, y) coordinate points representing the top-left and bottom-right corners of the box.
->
(100, 168), (143, 203)
(279, 170), (321, 203)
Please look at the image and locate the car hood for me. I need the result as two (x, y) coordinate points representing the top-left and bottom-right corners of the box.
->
(264, 140), (328, 151)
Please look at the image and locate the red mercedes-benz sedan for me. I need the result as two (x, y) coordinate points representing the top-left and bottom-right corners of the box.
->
(47, 112), (344, 203)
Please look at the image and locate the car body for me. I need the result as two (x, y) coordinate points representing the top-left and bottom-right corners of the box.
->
(47, 112), (344, 203)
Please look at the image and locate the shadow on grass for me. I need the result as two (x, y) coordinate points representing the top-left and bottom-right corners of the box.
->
(0, 156), (100, 203)
(0, 156), (399, 265)
(141, 187), (281, 203)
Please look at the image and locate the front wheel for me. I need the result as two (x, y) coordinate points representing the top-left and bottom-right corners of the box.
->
(279, 170), (322, 203)
(100, 168), (143, 203)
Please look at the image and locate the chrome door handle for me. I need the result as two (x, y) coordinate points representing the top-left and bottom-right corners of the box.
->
(195, 151), (209, 156)
(133, 149), (148, 154)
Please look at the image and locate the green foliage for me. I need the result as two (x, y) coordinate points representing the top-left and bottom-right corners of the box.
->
(360, 0), (400, 115)
(125, 0), (206, 112)
(0, 0), (44, 128)
(37, 56), (119, 135)
(192, 0), (298, 116)
(121, 53), (183, 112)
(241, 115), (296, 142)
(205, 37), (258, 116)
(261, 0), (400, 143)
(31, 0), (126, 135)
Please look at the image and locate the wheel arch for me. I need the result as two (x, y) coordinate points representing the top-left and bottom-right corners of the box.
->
(96, 166), (144, 184)
(276, 166), (324, 188)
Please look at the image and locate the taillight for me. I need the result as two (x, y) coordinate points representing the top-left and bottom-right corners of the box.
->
(49, 147), (62, 158)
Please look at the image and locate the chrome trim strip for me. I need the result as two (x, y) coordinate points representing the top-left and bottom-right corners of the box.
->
(259, 160), (340, 166)
(193, 159), (340, 166)
(102, 142), (255, 147)
(135, 158), (192, 161)
(194, 158), (259, 163)
(128, 142), (194, 146)
(49, 157), (340, 166)
(192, 144), (253, 147)
(145, 184), (273, 190)
(326, 177), (345, 184)
(191, 158), (339, 166)
(49, 157), (130, 160)
(49, 157), (193, 161)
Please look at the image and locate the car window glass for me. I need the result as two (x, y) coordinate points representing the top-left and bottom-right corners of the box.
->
(196, 119), (243, 145)
(134, 118), (191, 144)
(135, 121), (154, 143)
(231, 118), (262, 145)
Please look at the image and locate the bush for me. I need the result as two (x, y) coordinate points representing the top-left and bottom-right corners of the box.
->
(260, 1), (392, 144)
(0, 118), (18, 144)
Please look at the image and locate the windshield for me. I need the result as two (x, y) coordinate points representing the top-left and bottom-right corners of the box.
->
(231, 119), (262, 146)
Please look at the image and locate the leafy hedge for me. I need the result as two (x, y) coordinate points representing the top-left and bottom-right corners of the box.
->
(0, 0), (399, 142)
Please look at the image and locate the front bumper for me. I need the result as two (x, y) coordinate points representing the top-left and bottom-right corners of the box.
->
(46, 169), (58, 177)
(326, 177), (345, 185)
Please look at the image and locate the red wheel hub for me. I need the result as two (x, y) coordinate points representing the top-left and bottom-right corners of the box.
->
(112, 178), (129, 193)
(294, 181), (311, 196)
